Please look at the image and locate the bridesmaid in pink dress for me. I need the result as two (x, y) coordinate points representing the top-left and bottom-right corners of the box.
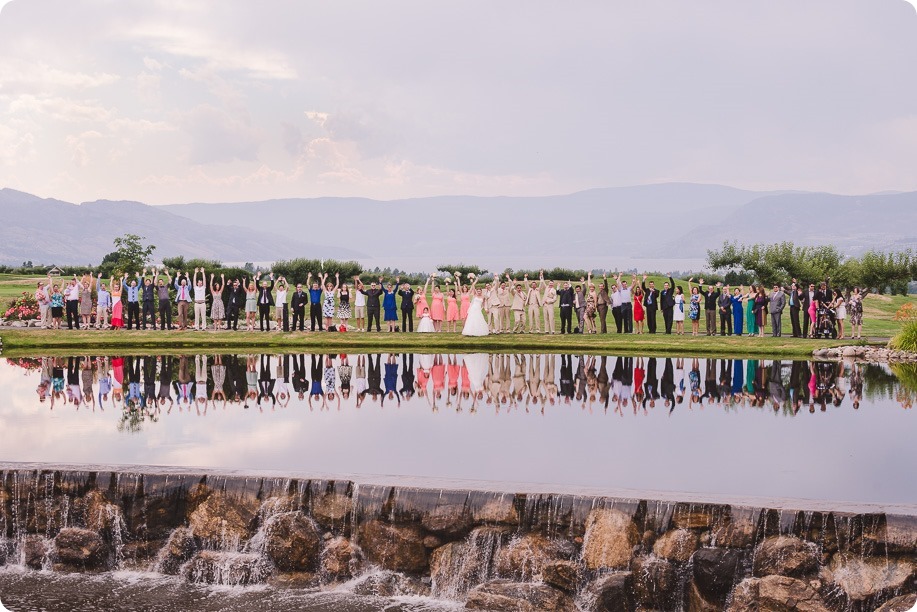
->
(456, 273), (471, 321)
(414, 276), (430, 321)
(430, 276), (445, 332)
(445, 289), (459, 332)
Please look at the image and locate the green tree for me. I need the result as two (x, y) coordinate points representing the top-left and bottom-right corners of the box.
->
(98, 234), (155, 277)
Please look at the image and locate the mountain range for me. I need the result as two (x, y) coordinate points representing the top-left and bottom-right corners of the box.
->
(2, 184), (915, 270)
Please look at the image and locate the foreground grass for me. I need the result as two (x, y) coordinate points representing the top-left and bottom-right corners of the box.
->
(0, 328), (862, 358)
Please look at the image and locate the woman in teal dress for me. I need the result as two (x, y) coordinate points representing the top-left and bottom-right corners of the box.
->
(744, 284), (757, 335)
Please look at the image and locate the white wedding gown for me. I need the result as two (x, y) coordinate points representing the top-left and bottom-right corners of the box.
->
(461, 296), (489, 336)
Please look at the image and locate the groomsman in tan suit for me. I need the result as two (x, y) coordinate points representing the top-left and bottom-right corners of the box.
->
(524, 275), (542, 333)
(540, 272), (557, 334)
(500, 279), (513, 332)
(486, 283), (502, 332)
(508, 276), (526, 333)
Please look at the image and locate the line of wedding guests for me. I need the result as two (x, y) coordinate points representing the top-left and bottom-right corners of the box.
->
(30, 268), (867, 339)
(28, 353), (892, 415)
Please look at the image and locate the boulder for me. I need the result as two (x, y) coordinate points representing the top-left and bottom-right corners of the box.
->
(542, 560), (580, 594)
(686, 581), (721, 612)
(753, 536), (820, 578)
(631, 554), (678, 610)
(473, 497), (519, 525)
(875, 593), (917, 612)
(864, 515), (917, 555)
(691, 547), (746, 603)
(23, 535), (51, 570)
(672, 503), (715, 529)
(351, 570), (430, 597)
(584, 572), (633, 612)
(422, 503), (473, 538)
(653, 528), (699, 563)
(729, 575), (830, 612)
(155, 527), (197, 575)
(711, 510), (760, 549)
(183, 551), (272, 585)
(262, 512), (322, 572)
(822, 554), (915, 605)
(358, 520), (428, 573)
(53, 527), (108, 570)
(495, 533), (575, 581)
(311, 492), (353, 529)
(320, 536), (360, 580)
(81, 489), (123, 533)
(581, 508), (639, 570)
(187, 492), (258, 546)
(465, 580), (575, 611)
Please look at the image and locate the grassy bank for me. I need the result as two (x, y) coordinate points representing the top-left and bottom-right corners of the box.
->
(0, 328), (862, 358)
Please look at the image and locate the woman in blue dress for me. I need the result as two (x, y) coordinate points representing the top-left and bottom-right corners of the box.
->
(729, 286), (745, 336)
(687, 279), (701, 336)
(382, 282), (399, 332)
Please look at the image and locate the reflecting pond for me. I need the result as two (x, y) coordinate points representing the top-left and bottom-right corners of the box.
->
(1, 353), (915, 511)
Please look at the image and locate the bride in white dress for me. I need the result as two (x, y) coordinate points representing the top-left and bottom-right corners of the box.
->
(461, 277), (489, 337)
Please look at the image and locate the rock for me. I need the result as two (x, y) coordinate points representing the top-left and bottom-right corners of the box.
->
(183, 551), (272, 586)
(263, 511), (322, 572)
(352, 570), (430, 597)
(753, 536), (820, 578)
(542, 560), (579, 594)
(10, 321), (25, 328)
(423, 535), (443, 549)
(710, 511), (760, 548)
(53, 527), (108, 570)
(875, 593), (917, 612)
(23, 535), (51, 570)
(581, 508), (639, 570)
(465, 580), (575, 611)
(729, 575), (830, 611)
(82, 489), (123, 534)
(155, 527), (197, 575)
(864, 515), (917, 555)
(267, 572), (319, 588)
(358, 520), (428, 573)
(187, 492), (259, 546)
(473, 497), (519, 525)
(672, 503), (715, 529)
(584, 572), (633, 612)
(653, 528), (700, 562)
(686, 580), (720, 612)
(422, 504), (473, 538)
(842, 347), (858, 357)
(822, 554), (915, 605)
(495, 533), (575, 581)
(692, 547), (746, 603)
(631, 554), (678, 610)
(431, 541), (475, 598)
(119, 540), (164, 569)
(320, 536), (360, 580)
(641, 529), (656, 547)
(311, 492), (352, 529)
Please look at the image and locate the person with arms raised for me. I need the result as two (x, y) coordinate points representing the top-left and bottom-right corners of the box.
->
(642, 274), (659, 334)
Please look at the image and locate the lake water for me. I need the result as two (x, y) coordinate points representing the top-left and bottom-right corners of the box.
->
(1, 353), (915, 513)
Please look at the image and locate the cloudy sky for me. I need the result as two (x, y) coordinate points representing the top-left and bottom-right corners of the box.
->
(1, 0), (916, 205)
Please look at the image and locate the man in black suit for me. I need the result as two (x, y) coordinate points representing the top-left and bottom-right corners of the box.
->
(641, 275), (659, 334)
(660, 276), (676, 334)
(290, 284), (308, 331)
(702, 280), (722, 336)
(557, 282), (575, 334)
(226, 279), (245, 331)
(718, 287), (732, 336)
(256, 273), (275, 332)
(396, 278), (415, 332)
(788, 279), (803, 338)
(360, 278), (385, 332)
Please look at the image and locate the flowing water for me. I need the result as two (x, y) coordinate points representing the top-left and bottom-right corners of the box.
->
(1, 352), (915, 610)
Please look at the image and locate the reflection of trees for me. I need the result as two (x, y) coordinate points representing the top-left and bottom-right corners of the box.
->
(861, 363), (899, 401)
(890, 363), (917, 410)
(117, 404), (158, 433)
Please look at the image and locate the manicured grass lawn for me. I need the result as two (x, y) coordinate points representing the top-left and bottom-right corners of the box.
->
(0, 327), (863, 359)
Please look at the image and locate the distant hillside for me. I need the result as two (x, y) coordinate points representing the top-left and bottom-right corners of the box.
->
(661, 191), (917, 258)
(163, 183), (778, 261)
(0, 189), (363, 266)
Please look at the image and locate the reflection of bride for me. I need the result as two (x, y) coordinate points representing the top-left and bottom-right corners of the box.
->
(461, 353), (489, 393)
(461, 277), (489, 337)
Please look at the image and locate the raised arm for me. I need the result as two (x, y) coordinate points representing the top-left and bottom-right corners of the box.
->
(333, 272), (340, 292)
(454, 272), (462, 291)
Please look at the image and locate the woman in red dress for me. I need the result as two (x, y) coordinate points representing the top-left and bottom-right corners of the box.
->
(633, 285), (645, 334)
(445, 289), (460, 332)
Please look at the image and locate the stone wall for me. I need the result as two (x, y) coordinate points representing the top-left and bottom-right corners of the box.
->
(0, 469), (915, 611)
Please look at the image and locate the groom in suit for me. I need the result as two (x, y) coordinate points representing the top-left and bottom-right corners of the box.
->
(257, 273), (275, 332)
(660, 276), (676, 334)
(641, 275), (659, 334)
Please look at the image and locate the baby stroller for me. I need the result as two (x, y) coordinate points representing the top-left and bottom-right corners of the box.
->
(814, 305), (837, 339)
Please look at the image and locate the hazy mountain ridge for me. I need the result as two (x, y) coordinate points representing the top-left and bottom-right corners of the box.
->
(0, 189), (363, 266)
